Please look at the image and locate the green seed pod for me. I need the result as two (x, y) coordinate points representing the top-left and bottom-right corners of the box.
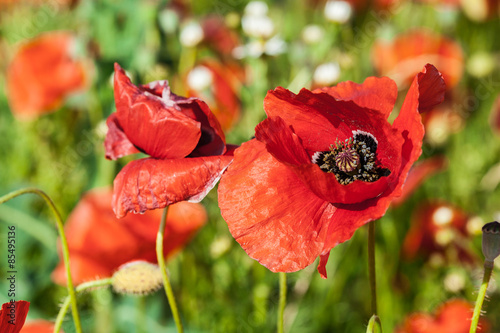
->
(482, 221), (500, 266)
(112, 260), (163, 296)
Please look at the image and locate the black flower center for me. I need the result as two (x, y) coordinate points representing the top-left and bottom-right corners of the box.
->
(312, 131), (390, 185)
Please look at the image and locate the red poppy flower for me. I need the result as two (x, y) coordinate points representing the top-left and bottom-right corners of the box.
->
(218, 64), (445, 277)
(392, 156), (447, 206)
(21, 320), (64, 333)
(52, 187), (207, 285)
(0, 301), (29, 333)
(396, 299), (489, 333)
(201, 16), (240, 57)
(6, 31), (88, 119)
(402, 200), (476, 262)
(490, 94), (500, 136)
(372, 30), (463, 89)
(186, 60), (243, 131)
(105, 63), (235, 218)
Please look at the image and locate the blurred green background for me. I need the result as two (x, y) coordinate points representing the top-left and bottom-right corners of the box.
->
(1, 0), (500, 332)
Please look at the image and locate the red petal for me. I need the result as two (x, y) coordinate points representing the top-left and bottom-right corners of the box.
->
(218, 139), (336, 273)
(104, 113), (140, 160)
(314, 76), (398, 119)
(0, 300), (29, 333)
(391, 64), (445, 198)
(141, 78), (227, 156)
(317, 252), (330, 279)
(263, 87), (349, 152)
(113, 156), (232, 218)
(113, 63), (202, 159)
(255, 116), (310, 165)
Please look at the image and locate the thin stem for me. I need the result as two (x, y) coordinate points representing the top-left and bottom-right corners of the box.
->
(54, 278), (113, 333)
(0, 188), (82, 333)
(368, 221), (377, 315)
(469, 262), (493, 333)
(157, 207), (184, 333)
(277, 272), (287, 333)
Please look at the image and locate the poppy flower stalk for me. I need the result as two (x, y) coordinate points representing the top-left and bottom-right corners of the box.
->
(157, 207), (184, 333)
(0, 188), (82, 333)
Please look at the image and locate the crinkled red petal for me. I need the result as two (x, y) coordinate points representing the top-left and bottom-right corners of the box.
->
(104, 113), (140, 160)
(391, 64), (445, 199)
(218, 139), (336, 273)
(113, 63), (201, 159)
(0, 300), (29, 333)
(255, 116), (310, 165)
(113, 156), (233, 218)
(314, 76), (398, 119)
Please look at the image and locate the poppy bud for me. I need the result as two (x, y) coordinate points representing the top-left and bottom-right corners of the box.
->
(112, 261), (163, 296)
(482, 221), (500, 267)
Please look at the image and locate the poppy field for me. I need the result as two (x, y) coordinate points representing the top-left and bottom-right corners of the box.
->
(1, 0), (500, 332)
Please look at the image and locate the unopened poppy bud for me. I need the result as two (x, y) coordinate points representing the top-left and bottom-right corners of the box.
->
(482, 221), (500, 266)
(112, 261), (163, 295)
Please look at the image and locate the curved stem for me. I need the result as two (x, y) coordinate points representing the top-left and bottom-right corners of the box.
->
(277, 272), (287, 333)
(368, 221), (377, 315)
(54, 278), (113, 333)
(0, 188), (82, 333)
(469, 262), (493, 333)
(157, 207), (184, 332)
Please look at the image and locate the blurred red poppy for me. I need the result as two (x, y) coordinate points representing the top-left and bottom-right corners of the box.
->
(392, 156), (447, 206)
(52, 187), (206, 285)
(0, 301), (29, 333)
(201, 16), (240, 57)
(402, 200), (476, 262)
(490, 94), (500, 136)
(21, 320), (64, 333)
(396, 299), (489, 333)
(105, 63), (235, 218)
(372, 30), (463, 89)
(186, 60), (243, 131)
(218, 64), (445, 277)
(6, 31), (88, 119)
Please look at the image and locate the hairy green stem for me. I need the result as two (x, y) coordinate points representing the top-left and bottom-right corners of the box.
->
(54, 278), (113, 333)
(157, 207), (184, 332)
(0, 188), (82, 333)
(469, 262), (493, 333)
(368, 221), (377, 315)
(278, 272), (287, 333)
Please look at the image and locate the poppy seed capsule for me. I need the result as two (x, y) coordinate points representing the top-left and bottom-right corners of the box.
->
(112, 261), (163, 296)
(482, 221), (500, 266)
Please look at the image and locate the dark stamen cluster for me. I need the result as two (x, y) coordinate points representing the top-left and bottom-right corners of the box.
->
(313, 131), (390, 185)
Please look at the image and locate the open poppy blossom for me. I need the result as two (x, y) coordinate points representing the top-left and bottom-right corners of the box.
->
(402, 200), (478, 263)
(395, 299), (489, 333)
(218, 64), (445, 278)
(372, 30), (463, 90)
(52, 187), (207, 285)
(0, 300), (29, 333)
(105, 63), (235, 218)
(6, 31), (88, 120)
